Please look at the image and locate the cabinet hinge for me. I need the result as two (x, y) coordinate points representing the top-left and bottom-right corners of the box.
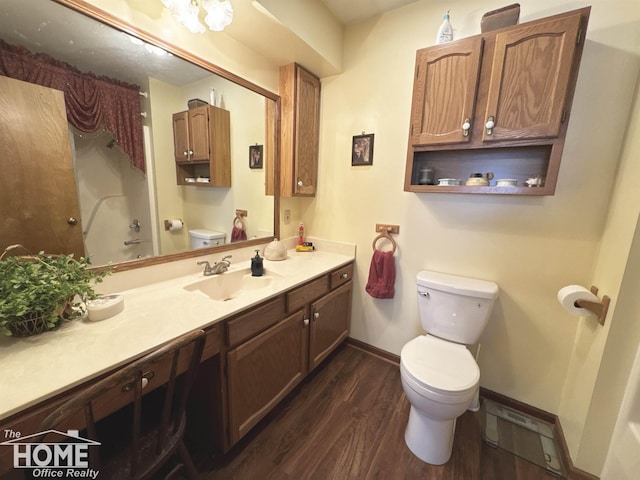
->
(561, 109), (567, 123)
(576, 28), (583, 45)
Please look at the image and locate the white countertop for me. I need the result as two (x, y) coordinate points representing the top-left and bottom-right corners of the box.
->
(0, 239), (355, 421)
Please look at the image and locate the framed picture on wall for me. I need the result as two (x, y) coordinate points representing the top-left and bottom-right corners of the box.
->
(352, 133), (374, 166)
(249, 145), (263, 169)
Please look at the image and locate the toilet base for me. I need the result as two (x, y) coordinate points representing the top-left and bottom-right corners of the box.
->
(404, 405), (456, 465)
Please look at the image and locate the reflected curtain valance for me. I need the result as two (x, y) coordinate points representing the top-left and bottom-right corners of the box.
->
(0, 39), (145, 173)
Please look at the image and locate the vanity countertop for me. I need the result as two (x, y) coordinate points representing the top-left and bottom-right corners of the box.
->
(0, 240), (355, 421)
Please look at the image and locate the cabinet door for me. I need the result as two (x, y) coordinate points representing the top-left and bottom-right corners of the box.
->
(293, 66), (320, 195)
(227, 310), (308, 444)
(172, 111), (190, 163)
(482, 13), (582, 142)
(188, 105), (210, 162)
(309, 282), (352, 371)
(410, 37), (483, 146)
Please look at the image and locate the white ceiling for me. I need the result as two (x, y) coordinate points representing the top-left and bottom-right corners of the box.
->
(320, 0), (420, 25)
(0, 0), (423, 87)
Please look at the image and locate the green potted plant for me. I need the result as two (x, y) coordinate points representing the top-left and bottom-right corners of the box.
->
(0, 245), (110, 337)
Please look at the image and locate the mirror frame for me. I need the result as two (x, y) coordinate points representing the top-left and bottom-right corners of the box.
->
(53, 0), (281, 273)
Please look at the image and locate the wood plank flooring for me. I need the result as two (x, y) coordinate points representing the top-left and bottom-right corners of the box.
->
(192, 344), (558, 480)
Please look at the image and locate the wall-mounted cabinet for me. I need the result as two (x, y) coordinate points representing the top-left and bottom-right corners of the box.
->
(279, 63), (321, 197)
(172, 104), (231, 187)
(404, 7), (590, 195)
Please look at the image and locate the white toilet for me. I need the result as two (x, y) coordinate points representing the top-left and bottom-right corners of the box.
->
(400, 270), (499, 465)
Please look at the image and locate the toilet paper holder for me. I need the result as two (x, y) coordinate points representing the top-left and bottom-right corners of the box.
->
(575, 286), (610, 326)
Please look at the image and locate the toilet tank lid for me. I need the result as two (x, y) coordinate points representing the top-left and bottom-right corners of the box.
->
(189, 229), (225, 240)
(417, 271), (499, 299)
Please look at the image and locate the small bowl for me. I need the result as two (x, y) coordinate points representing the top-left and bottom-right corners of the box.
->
(465, 177), (490, 186)
(437, 178), (462, 186)
(496, 179), (518, 187)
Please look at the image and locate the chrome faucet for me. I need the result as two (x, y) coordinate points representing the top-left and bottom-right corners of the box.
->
(198, 255), (232, 276)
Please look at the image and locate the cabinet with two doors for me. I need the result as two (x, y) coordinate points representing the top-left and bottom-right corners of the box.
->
(223, 263), (353, 447)
(172, 104), (231, 187)
(404, 7), (590, 195)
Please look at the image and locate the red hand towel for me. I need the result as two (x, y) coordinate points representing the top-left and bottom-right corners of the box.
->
(231, 226), (247, 242)
(366, 250), (396, 299)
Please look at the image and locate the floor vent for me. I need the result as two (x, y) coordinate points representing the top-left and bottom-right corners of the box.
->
(482, 399), (567, 478)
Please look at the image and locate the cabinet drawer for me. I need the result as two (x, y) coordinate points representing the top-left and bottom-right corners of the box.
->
(330, 263), (354, 290)
(286, 275), (329, 313)
(226, 295), (286, 347)
(202, 324), (221, 360)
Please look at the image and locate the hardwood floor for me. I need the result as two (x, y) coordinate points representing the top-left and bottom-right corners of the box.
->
(191, 344), (557, 480)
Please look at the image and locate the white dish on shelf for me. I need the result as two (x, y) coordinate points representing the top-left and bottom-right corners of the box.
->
(437, 178), (462, 186)
(496, 179), (518, 187)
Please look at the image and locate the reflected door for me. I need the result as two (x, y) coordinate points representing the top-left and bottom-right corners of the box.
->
(0, 76), (84, 257)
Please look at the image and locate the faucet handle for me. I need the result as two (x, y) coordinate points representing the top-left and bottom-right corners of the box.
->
(222, 254), (232, 262)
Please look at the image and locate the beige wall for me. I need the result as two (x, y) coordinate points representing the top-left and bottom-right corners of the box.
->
(84, 0), (640, 475)
(307, 0), (640, 475)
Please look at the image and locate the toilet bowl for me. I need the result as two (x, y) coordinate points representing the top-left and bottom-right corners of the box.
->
(400, 271), (498, 465)
(400, 334), (479, 464)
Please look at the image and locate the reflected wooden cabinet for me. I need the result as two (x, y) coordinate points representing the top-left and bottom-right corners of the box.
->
(279, 62), (320, 197)
(405, 7), (590, 195)
(171, 104), (231, 187)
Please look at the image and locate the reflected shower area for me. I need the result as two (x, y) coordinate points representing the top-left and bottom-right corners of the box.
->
(72, 127), (155, 265)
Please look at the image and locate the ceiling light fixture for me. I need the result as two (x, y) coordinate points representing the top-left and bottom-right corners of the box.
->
(161, 0), (233, 34)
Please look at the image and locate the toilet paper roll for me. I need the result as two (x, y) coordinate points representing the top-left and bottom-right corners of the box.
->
(557, 285), (600, 316)
(169, 219), (183, 231)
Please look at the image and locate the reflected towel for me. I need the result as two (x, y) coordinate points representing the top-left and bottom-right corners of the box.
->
(231, 226), (247, 242)
(365, 250), (396, 299)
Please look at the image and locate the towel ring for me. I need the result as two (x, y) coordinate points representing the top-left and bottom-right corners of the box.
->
(233, 215), (245, 228)
(372, 232), (396, 254)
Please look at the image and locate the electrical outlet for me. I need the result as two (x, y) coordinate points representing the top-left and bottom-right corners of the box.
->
(283, 209), (291, 225)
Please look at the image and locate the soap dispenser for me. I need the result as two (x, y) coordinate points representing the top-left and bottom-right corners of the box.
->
(251, 250), (264, 277)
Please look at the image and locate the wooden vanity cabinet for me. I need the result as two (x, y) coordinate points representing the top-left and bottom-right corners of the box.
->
(172, 104), (231, 187)
(404, 7), (590, 195)
(223, 262), (353, 448)
(279, 62), (321, 197)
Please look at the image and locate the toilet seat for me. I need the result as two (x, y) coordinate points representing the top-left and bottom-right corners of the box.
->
(401, 335), (479, 395)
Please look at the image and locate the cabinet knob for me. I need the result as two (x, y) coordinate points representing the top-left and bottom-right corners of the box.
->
(67, 217), (78, 225)
(313, 312), (320, 319)
(462, 118), (471, 137)
(485, 116), (495, 135)
(183, 150), (189, 157)
(188, 150), (194, 156)
(340, 273), (348, 279)
(303, 318), (309, 326)
(297, 179), (304, 187)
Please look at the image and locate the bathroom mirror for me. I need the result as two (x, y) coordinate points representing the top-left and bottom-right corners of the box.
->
(0, 0), (279, 270)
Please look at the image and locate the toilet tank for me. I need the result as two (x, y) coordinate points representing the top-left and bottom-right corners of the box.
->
(417, 271), (499, 344)
(189, 229), (226, 249)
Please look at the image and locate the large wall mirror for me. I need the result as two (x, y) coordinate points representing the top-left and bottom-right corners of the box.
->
(0, 0), (279, 271)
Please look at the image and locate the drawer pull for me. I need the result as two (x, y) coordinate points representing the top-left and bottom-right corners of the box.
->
(340, 273), (348, 279)
(122, 371), (155, 392)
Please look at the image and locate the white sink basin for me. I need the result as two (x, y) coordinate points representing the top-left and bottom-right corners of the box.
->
(184, 268), (278, 301)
